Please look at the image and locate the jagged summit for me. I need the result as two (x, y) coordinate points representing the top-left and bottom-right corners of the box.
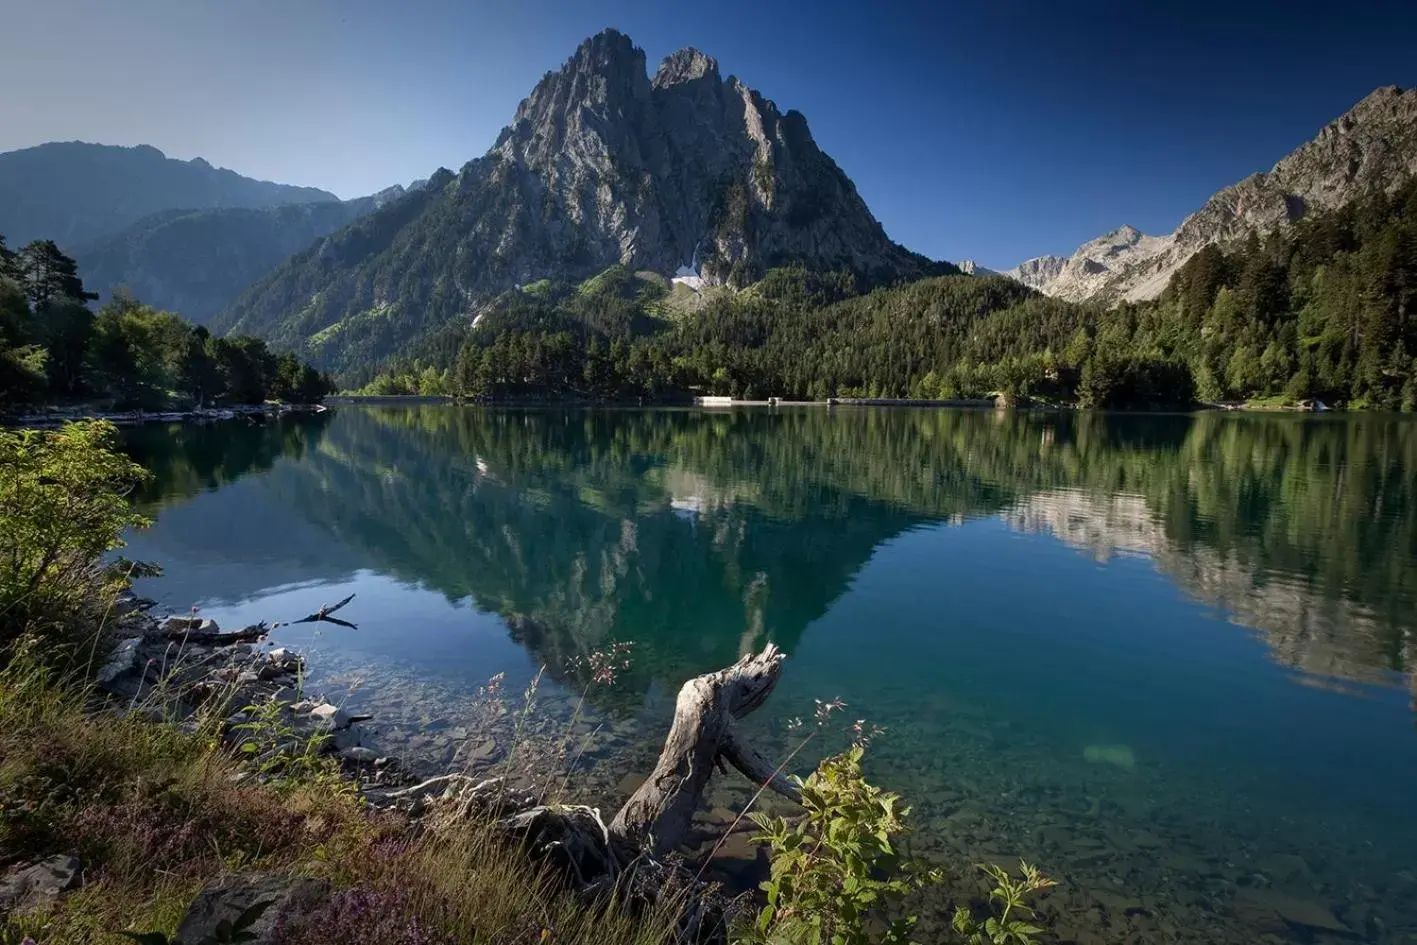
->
(216, 29), (946, 372)
(653, 48), (720, 87)
(1004, 85), (1417, 303)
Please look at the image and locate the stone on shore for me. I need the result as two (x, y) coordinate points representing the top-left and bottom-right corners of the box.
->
(0, 855), (84, 915)
(340, 746), (378, 764)
(161, 616), (221, 635)
(177, 873), (329, 945)
(95, 637), (141, 684)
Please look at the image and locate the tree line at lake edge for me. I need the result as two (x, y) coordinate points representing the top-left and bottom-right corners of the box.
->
(0, 234), (333, 411)
(356, 178), (1417, 410)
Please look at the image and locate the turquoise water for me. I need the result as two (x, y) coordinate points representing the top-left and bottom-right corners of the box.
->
(120, 407), (1417, 944)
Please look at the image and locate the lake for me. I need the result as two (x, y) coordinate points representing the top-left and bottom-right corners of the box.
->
(119, 406), (1417, 945)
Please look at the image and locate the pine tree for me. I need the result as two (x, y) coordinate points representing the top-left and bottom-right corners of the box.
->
(19, 240), (97, 309)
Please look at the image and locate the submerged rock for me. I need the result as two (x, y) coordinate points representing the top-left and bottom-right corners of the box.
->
(1082, 744), (1137, 771)
(1233, 887), (1351, 934)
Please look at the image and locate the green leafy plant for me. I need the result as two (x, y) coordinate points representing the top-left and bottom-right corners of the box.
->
(951, 861), (1055, 945)
(0, 421), (149, 656)
(119, 898), (272, 945)
(229, 697), (341, 791)
(745, 744), (944, 945)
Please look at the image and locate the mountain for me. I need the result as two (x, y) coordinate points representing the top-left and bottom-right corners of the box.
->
(71, 187), (411, 324)
(1009, 85), (1417, 302)
(0, 141), (339, 248)
(214, 29), (947, 373)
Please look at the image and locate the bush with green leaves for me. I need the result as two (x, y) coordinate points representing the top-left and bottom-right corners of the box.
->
(0, 420), (149, 656)
(745, 744), (945, 945)
(952, 861), (1056, 945)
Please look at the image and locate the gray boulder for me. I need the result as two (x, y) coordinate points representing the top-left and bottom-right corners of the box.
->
(0, 854), (83, 915)
(176, 873), (329, 944)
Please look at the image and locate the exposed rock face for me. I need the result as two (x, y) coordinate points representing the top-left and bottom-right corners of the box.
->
(479, 32), (931, 284)
(216, 29), (944, 372)
(176, 873), (330, 945)
(1007, 86), (1417, 303)
(1002, 253), (1066, 292)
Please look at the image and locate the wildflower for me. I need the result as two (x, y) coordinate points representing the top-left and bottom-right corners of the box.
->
(581, 641), (634, 687)
(813, 697), (847, 725)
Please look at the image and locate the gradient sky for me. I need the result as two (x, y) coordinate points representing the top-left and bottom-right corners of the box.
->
(1, 0), (1414, 268)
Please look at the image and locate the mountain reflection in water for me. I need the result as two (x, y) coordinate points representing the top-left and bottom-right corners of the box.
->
(120, 406), (1417, 945)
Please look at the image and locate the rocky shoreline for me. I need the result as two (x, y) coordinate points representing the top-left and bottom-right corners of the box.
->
(4, 401), (327, 429)
(94, 596), (417, 798)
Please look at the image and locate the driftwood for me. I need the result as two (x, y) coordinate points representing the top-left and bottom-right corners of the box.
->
(413, 645), (803, 942)
(286, 592), (358, 630)
(611, 643), (801, 855)
(164, 622), (270, 646)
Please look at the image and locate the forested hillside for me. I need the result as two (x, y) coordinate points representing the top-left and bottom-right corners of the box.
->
(0, 234), (331, 410)
(360, 177), (1417, 410)
(72, 199), (381, 324)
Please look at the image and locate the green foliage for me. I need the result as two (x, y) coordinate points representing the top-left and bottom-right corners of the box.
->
(951, 862), (1056, 945)
(746, 745), (945, 945)
(351, 178), (1417, 409)
(0, 421), (149, 654)
(0, 231), (331, 409)
(229, 697), (349, 792)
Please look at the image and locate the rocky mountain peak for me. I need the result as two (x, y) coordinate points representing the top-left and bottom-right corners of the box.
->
(653, 48), (720, 88)
(572, 28), (645, 75)
(217, 29), (945, 372)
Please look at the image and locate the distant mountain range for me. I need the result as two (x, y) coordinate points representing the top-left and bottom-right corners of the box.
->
(1, 38), (1414, 376)
(1004, 86), (1417, 302)
(0, 141), (339, 248)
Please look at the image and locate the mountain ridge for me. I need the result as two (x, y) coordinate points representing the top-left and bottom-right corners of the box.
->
(0, 141), (339, 249)
(1005, 85), (1417, 302)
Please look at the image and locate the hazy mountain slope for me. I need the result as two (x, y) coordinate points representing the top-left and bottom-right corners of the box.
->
(0, 141), (338, 248)
(1009, 86), (1417, 302)
(71, 187), (408, 324)
(216, 29), (948, 373)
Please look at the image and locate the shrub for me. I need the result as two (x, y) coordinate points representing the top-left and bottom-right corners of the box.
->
(0, 420), (149, 657)
(745, 744), (945, 945)
(951, 861), (1055, 945)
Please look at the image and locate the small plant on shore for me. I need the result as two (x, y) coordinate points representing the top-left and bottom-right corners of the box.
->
(744, 743), (945, 945)
(951, 861), (1056, 945)
(0, 421), (149, 658)
(229, 697), (347, 792)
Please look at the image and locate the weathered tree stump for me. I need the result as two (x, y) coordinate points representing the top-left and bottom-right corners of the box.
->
(611, 643), (801, 855)
(402, 645), (802, 942)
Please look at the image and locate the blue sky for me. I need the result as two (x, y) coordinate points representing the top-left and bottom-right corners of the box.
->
(1, 0), (1414, 268)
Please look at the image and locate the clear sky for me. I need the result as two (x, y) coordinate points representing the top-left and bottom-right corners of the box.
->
(1, 0), (1414, 268)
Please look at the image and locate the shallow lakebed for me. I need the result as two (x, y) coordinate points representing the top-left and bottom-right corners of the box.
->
(119, 406), (1417, 944)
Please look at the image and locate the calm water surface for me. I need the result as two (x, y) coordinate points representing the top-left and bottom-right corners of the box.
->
(120, 407), (1417, 945)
